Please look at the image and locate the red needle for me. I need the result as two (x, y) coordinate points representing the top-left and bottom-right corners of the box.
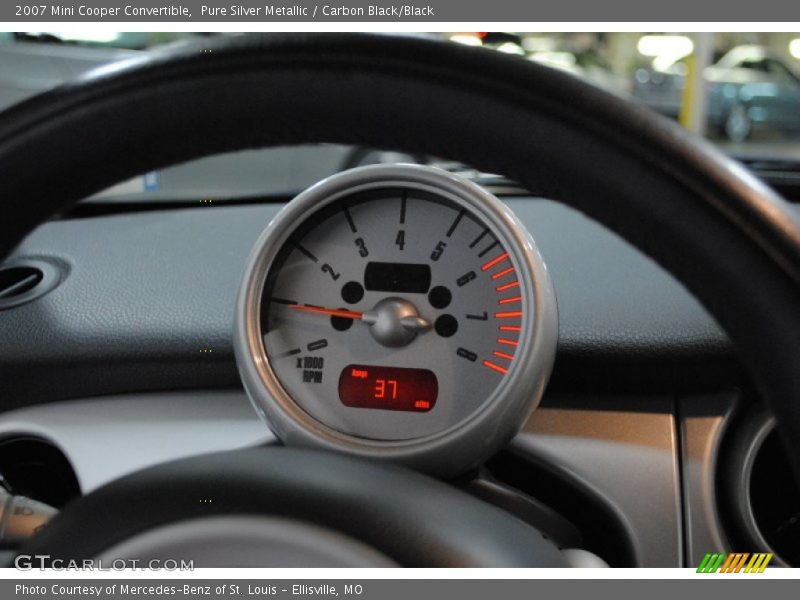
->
(287, 305), (364, 320)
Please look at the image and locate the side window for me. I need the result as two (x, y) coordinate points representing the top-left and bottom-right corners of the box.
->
(763, 59), (799, 83)
(738, 58), (769, 73)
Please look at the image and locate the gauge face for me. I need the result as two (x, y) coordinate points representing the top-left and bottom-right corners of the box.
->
(260, 188), (525, 440)
(236, 165), (556, 473)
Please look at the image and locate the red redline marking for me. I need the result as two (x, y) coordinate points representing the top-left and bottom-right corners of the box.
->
(493, 350), (515, 361)
(499, 325), (521, 332)
(495, 281), (520, 292)
(498, 296), (522, 305)
(483, 360), (509, 375)
(497, 338), (519, 347)
(495, 311), (523, 319)
(491, 267), (515, 280)
(481, 252), (510, 272)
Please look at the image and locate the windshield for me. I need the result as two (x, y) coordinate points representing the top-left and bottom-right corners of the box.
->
(3, 31), (800, 201)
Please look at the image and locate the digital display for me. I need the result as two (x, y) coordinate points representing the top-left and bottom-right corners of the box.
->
(363, 262), (431, 294)
(338, 365), (438, 412)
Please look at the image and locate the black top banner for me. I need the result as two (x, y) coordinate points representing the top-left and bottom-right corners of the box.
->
(4, 0), (799, 22)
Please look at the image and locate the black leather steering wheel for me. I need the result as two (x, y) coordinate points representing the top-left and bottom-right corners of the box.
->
(3, 33), (800, 565)
(21, 447), (566, 567)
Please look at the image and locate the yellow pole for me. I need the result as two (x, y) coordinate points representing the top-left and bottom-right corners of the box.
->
(679, 33), (714, 136)
(679, 54), (696, 129)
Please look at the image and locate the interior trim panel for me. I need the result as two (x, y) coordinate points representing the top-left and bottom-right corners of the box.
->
(515, 395), (682, 567)
(0, 390), (702, 568)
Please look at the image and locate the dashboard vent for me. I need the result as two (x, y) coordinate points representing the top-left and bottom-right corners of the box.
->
(0, 266), (42, 298)
(748, 427), (800, 565)
(0, 260), (61, 309)
(722, 410), (799, 568)
(0, 436), (80, 508)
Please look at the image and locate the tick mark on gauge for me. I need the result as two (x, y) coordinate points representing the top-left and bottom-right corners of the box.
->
(400, 192), (407, 224)
(495, 311), (523, 319)
(446, 210), (465, 237)
(293, 242), (318, 263)
(483, 360), (508, 375)
(270, 297), (298, 306)
(495, 281), (519, 292)
(343, 207), (357, 233)
(478, 240), (500, 258)
(491, 267), (515, 281)
(275, 348), (301, 359)
(469, 228), (489, 249)
(481, 252), (509, 272)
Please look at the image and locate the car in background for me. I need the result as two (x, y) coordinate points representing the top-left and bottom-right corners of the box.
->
(632, 45), (800, 142)
(449, 33), (630, 97)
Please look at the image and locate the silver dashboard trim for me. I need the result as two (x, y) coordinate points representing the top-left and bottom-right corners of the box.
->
(0, 392), (271, 493)
(0, 391), (687, 567)
(513, 396), (683, 567)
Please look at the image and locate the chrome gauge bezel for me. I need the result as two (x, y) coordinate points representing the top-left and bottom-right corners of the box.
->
(234, 164), (557, 476)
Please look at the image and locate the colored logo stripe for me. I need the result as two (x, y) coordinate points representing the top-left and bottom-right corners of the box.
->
(696, 552), (773, 573)
(697, 553), (726, 573)
(745, 553), (773, 573)
(720, 553), (748, 573)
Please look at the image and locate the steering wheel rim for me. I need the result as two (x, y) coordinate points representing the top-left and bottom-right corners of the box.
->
(1, 33), (799, 507)
(20, 447), (568, 567)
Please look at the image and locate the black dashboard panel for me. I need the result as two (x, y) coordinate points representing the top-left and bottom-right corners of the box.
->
(0, 199), (736, 409)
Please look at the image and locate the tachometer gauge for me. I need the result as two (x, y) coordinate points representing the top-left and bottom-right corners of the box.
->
(235, 165), (556, 475)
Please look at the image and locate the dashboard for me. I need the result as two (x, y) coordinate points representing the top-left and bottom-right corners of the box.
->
(0, 184), (734, 410)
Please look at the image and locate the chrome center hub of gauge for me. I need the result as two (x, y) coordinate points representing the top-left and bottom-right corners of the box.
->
(362, 297), (431, 348)
(234, 164), (558, 476)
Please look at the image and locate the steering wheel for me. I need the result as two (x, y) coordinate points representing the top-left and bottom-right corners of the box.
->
(3, 33), (800, 567)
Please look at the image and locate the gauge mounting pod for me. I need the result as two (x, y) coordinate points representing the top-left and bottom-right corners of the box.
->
(234, 164), (557, 476)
